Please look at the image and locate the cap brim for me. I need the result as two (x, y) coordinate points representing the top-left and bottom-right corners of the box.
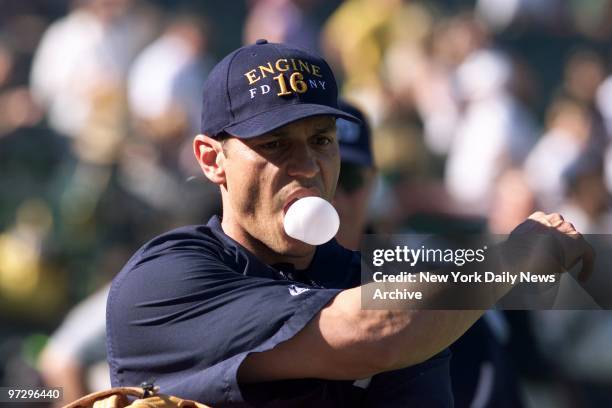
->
(339, 148), (374, 167)
(223, 103), (361, 139)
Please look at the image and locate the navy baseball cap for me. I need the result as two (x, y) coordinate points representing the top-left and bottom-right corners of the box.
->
(337, 100), (373, 167)
(200, 39), (359, 138)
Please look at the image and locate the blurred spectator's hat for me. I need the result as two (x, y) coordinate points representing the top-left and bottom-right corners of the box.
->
(337, 99), (373, 167)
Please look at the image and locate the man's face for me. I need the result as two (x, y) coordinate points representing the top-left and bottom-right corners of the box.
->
(220, 115), (340, 258)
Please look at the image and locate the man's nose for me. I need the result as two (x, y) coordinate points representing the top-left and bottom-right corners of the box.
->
(287, 145), (318, 178)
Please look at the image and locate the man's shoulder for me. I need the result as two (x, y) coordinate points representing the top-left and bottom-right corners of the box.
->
(141, 223), (224, 255)
(114, 223), (232, 282)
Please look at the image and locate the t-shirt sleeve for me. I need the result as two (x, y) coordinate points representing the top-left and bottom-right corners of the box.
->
(106, 246), (341, 406)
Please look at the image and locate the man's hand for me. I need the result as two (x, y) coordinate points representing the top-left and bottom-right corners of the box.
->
(510, 211), (595, 282)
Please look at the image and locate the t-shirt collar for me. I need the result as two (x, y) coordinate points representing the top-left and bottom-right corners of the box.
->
(205, 214), (345, 277)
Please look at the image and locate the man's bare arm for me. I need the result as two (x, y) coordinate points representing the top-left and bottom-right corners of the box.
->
(238, 212), (594, 382)
(238, 289), (483, 382)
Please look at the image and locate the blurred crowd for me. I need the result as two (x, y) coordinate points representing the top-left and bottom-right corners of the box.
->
(2, 0), (612, 407)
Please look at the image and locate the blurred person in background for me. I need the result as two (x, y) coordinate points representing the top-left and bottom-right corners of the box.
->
(444, 47), (537, 215)
(27, 0), (161, 286)
(530, 152), (612, 405)
(124, 12), (220, 224)
(322, 0), (400, 85)
(0, 2), (76, 392)
(596, 70), (612, 141)
(321, 0), (407, 127)
(559, 153), (612, 234)
(475, 0), (565, 34)
(0, 38), (45, 138)
(524, 97), (593, 211)
(35, 12), (224, 404)
(0, 10), (72, 342)
(37, 284), (110, 407)
(128, 13), (214, 139)
(491, 82), (612, 407)
(243, 0), (322, 53)
(487, 168), (537, 235)
(595, 72), (612, 205)
(335, 100), (526, 408)
(560, 49), (606, 109)
(447, 167), (537, 408)
(333, 100), (377, 250)
(30, 0), (157, 142)
(449, 309), (525, 408)
(389, 11), (489, 159)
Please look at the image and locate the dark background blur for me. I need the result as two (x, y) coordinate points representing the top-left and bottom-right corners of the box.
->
(2, 0), (612, 407)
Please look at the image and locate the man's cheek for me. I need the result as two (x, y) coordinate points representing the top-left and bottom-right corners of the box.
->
(231, 176), (258, 216)
(244, 186), (259, 215)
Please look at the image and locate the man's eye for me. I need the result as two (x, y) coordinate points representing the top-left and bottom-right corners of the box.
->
(313, 135), (333, 145)
(260, 140), (283, 150)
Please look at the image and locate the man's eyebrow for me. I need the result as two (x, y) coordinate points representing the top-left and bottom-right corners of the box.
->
(251, 131), (285, 144)
(314, 123), (336, 133)
(268, 129), (288, 138)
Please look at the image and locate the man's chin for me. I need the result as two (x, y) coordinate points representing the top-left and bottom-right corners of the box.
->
(278, 235), (316, 257)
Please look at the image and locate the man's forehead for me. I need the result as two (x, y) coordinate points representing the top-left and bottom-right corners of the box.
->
(222, 116), (337, 148)
(264, 115), (336, 137)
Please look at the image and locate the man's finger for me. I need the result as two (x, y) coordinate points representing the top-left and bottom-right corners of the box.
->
(558, 221), (577, 235)
(528, 211), (553, 227)
(546, 212), (564, 227)
(528, 211), (546, 220)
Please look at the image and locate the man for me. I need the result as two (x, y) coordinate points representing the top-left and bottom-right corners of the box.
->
(334, 100), (377, 250)
(333, 101), (525, 408)
(107, 40), (592, 407)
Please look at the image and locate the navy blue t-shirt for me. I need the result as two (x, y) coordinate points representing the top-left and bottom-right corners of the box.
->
(106, 216), (452, 407)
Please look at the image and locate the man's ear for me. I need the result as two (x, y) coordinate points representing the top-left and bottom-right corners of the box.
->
(193, 134), (226, 185)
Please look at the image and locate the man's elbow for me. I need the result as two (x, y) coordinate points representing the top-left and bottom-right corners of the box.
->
(348, 309), (447, 374)
(317, 293), (470, 378)
(325, 310), (418, 377)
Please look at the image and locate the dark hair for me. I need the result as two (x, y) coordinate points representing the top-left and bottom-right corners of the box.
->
(215, 131), (231, 140)
(214, 132), (231, 156)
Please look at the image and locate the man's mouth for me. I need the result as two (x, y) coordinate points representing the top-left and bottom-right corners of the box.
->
(283, 188), (321, 215)
(283, 198), (299, 215)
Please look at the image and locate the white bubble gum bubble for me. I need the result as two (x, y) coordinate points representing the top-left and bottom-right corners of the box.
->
(283, 196), (340, 245)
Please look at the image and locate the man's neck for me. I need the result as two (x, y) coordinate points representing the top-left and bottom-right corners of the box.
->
(220, 216), (315, 270)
